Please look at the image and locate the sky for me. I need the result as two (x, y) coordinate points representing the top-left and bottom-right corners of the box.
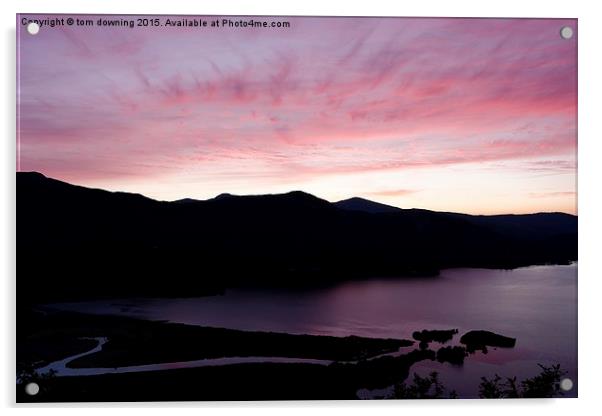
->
(17, 16), (577, 214)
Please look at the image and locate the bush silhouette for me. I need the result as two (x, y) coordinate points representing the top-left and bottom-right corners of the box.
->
(479, 364), (566, 398)
(393, 372), (458, 399)
(391, 363), (566, 399)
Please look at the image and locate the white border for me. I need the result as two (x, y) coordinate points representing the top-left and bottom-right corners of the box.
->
(2, 0), (601, 414)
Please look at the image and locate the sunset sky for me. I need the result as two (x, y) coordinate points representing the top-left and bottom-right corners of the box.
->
(17, 16), (577, 214)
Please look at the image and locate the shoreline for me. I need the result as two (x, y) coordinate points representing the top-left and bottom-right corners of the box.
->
(17, 309), (535, 402)
(18, 310), (413, 373)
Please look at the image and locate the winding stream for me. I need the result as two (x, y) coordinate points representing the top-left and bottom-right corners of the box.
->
(35, 337), (334, 377)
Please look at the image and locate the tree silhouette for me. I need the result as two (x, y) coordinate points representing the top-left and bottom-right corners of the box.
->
(479, 364), (566, 398)
(393, 372), (458, 399)
(391, 364), (566, 399)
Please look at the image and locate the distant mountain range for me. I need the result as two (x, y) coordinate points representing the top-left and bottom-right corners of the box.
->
(17, 172), (577, 302)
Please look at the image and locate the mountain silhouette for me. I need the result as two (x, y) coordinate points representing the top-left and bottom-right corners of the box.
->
(336, 197), (576, 240)
(17, 172), (577, 302)
(334, 197), (402, 214)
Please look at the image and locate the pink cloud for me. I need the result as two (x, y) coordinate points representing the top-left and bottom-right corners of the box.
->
(368, 189), (418, 197)
(17, 15), (577, 212)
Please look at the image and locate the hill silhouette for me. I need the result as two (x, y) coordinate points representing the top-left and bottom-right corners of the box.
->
(17, 172), (577, 302)
(334, 197), (402, 214)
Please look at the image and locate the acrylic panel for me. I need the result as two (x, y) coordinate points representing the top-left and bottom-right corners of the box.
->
(16, 14), (577, 402)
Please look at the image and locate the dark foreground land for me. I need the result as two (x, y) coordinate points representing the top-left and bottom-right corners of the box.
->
(17, 309), (529, 402)
(18, 362), (397, 402)
(18, 310), (429, 402)
(18, 309), (411, 370)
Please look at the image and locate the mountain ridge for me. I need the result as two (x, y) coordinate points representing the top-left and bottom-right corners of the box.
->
(17, 171), (577, 218)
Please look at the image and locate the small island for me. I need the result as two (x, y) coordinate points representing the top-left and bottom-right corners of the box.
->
(460, 330), (517, 351)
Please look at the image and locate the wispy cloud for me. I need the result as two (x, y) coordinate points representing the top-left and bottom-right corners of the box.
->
(368, 189), (419, 197)
(529, 191), (576, 198)
(17, 16), (577, 213)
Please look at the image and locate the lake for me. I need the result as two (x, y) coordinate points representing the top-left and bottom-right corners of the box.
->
(49, 263), (577, 398)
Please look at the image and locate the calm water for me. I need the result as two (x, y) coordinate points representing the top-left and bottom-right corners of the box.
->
(50, 263), (577, 398)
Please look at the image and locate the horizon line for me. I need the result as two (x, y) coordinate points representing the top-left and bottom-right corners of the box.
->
(17, 171), (577, 217)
